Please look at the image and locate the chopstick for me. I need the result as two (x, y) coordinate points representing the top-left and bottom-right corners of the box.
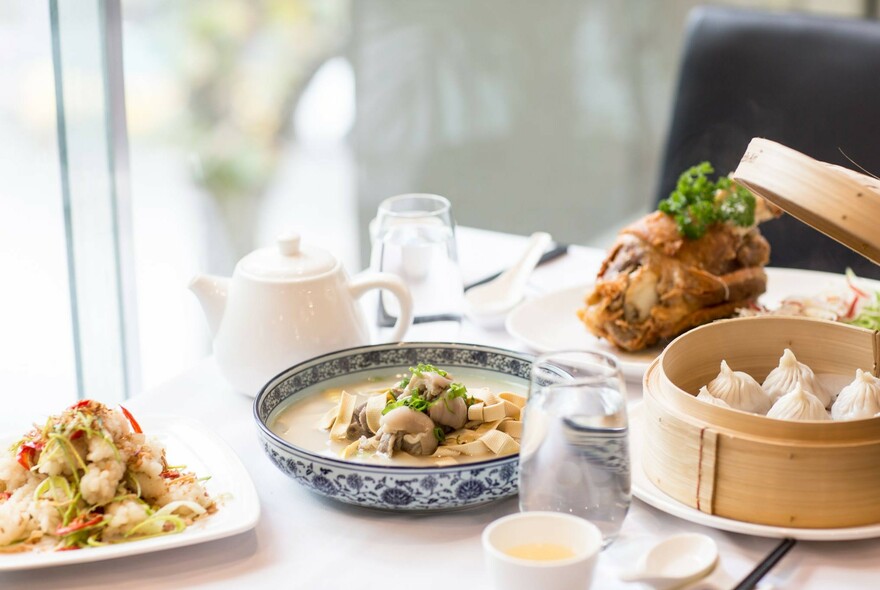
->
(463, 243), (569, 292)
(731, 538), (797, 590)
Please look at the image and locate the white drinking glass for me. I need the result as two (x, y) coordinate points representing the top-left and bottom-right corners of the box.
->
(519, 351), (631, 548)
(370, 193), (464, 340)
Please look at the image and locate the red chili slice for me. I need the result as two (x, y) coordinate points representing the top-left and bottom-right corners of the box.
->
(71, 399), (92, 410)
(160, 469), (181, 479)
(15, 440), (44, 470)
(119, 405), (143, 434)
(0, 491), (11, 501)
(15, 447), (31, 470)
(56, 545), (82, 552)
(56, 514), (103, 537)
(846, 295), (860, 320)
(847, 276), (869, 299)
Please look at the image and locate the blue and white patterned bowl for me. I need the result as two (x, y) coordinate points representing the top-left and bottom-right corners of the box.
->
(253, 342), (533, 511)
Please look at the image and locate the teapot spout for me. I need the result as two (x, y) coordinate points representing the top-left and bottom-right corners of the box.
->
(188, 274), (230, 337)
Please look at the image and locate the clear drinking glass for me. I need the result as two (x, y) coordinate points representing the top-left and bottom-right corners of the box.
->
(370, 193), (464, 340)
(519, 351), (631, 548)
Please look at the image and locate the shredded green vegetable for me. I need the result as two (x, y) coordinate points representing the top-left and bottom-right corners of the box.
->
(849, 294), (880, 330)
(846, 269), (880, 332)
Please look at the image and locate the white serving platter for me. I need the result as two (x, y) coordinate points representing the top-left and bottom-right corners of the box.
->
(506, 267), (880, 380)
(0, 415), (259, 571)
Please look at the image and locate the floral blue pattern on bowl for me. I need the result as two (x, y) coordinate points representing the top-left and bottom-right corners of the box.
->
(253, 342), (532, 511)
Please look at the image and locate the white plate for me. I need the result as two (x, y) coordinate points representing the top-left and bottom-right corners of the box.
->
(506, 267), (879, 380)
(0, 415), (260, 571)
(505, 283), (657, 378)
(629, 402), (880, 541)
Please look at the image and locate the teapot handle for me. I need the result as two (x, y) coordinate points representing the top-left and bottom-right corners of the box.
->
(347, 273), (413, 342)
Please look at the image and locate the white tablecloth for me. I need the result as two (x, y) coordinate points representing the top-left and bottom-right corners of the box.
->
(2, 227), (877, 589)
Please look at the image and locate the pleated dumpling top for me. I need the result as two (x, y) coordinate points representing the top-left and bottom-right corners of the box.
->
(767, 383), (831, 421)
(762, 348), (830, 407)
(695, 385), (732, 409)
(707, 360), (772, 414)
(831, 369), (880, 420)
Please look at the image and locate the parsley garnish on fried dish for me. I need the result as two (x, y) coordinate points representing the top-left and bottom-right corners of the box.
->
(658, 162), (756, 239)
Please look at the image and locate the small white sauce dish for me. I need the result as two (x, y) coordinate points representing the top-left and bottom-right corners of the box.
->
(482, 512), (603, 590)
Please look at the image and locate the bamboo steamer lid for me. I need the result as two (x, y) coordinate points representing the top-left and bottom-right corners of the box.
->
(733, 138), (880, 266)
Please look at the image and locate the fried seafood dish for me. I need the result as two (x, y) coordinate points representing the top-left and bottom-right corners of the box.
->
(578, 163), (781, 351)
(0, 400), (214, 552)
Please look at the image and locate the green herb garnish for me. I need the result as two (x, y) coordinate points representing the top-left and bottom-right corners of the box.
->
(447, 382), (467, 399)
(658, 162), (755, 239)
(382, 390), (431, 415)
(437, 382), (469, 411)
(433, 427), (446, 442)
(382, 380), (469, 415)
(410, 363), (448, 377)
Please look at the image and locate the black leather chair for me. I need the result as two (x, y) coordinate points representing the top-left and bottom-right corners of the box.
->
(656, 6), (880, 279)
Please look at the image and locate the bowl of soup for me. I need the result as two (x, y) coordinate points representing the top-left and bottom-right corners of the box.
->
(254, 342), (533, 511)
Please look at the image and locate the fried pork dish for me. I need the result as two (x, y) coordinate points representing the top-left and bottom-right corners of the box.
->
(578, 163), (781, 351)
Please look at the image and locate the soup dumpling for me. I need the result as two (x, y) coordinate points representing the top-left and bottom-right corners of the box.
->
(762, 349), (830, 407)
(695, 386), (731, 409)
(707, 360), (771, 414)
(767, 383), (830, 421)
(831, 369), (880, 420)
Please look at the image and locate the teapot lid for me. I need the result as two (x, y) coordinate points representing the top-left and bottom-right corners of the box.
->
(238, 232), (337, 279)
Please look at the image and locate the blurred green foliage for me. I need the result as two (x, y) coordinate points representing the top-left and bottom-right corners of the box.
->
(178, 0), (348, 252)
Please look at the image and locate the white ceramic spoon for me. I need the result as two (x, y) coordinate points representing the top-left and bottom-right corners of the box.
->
(464, 231), (553, 327)
(619, 533), (719, 590)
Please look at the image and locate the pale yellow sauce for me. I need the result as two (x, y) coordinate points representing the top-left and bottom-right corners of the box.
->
(268, 369), (527, 467)
(505, 543), (576, 561)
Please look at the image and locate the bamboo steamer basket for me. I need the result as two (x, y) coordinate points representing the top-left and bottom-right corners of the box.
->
(641, 139), (880, 528)
(640, 139), (880, 528)
(643, 316), (880, 528)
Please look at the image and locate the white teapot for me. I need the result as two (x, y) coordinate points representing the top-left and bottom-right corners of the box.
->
(189, 232), (413, 396)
